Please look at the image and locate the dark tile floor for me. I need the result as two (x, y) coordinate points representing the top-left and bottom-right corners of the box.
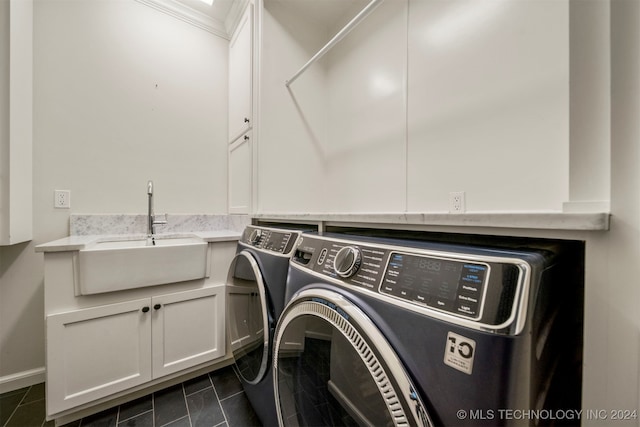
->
(0, 365), (262, 427)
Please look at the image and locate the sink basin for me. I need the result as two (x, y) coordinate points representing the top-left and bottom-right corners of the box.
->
(78, 235), (207, 295)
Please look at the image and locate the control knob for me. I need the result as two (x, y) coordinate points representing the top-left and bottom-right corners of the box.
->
(248, 229), (263, 246)
(333, 246), (362, 278)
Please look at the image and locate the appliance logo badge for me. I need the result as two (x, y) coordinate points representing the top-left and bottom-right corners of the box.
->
(444, 331), (476, 375)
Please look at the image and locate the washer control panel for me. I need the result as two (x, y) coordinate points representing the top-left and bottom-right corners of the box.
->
(381, 252), (487, 318)
(293, 235), (526, 326)
(241, 225), (299, 256)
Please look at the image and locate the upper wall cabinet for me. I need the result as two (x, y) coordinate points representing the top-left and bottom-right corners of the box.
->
(0, 0), (33, 245)
(228, 3), (253, 143)
(228, 131), (252, 214)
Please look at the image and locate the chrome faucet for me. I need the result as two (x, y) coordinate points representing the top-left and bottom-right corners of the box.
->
(147, 180), (167, 245)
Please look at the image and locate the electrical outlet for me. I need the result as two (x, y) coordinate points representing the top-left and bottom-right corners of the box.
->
(449, 191), (465, 213)
(54, 190), (70, 209)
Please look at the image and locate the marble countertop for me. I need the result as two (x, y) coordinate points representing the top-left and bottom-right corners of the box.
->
(35, 230), (242, 253)
(252, 211), (611, 231)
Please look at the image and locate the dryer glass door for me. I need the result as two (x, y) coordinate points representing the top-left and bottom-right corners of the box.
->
(226, 251), (270, 384)
(274, 289), (433, 427)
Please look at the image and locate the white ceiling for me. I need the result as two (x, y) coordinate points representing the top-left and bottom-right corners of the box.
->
(176, 0), (235, 21)
(144, 0), (373, 40)
(266, 0), (370, 34)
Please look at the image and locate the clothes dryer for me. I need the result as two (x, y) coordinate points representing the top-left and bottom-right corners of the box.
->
(226, 225), (304, 426)
(273, 233), (583, 426)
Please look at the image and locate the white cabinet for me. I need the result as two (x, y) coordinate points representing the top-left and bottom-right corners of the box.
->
(0, 0), (32, 245)
(228, 132), (252, 214)
(152, 287), (225, 377)
(228, 3), (254, 214)
(47, 298), (152, 414)
(228, 3), (253, 143)
(46, 286), (225, 415)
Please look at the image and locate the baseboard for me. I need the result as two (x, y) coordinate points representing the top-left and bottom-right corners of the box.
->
(0, 367), (45, 394)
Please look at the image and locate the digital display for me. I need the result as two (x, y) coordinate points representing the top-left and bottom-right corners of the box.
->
(381, 252), (488, 318)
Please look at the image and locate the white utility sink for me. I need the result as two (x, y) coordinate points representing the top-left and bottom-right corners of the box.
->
(78, 235), (207, 295)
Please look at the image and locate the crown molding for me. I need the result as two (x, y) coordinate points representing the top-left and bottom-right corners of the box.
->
(134, 0), (231, 39)
(224, 0), (250, 36)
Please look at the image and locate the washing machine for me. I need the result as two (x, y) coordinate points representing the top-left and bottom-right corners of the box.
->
(226, 225), (305, 426)
(273, 233), (583, 426)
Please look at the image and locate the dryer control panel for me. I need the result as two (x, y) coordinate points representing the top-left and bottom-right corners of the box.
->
(241, 225), (300, 256)
(292, 235), (528, 328)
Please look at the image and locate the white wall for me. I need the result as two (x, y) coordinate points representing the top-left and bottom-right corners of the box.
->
(35, 0), (228, 218)
(258, 0), (329, 212)
(323, 0), (407, 212)
(407, 0), (569, 212)
(259, 0), (574, 214)
(601, 0), (640, 419)
(260, 0), (407, 214)
(0, 0), (229, 389)
(568, 0), (610, 212)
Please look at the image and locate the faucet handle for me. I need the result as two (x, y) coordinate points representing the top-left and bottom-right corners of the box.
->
(153, 213), (168, 226)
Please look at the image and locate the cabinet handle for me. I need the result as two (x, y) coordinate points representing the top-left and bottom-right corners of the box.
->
(244, 135), (250, 141)
(244, 117), (250, 124)
(141, 306), (150, 313)
(154, 304), (162, 310)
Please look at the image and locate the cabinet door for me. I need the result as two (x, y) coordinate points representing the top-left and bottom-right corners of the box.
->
(1, 0), (33, 245)
(228, 3), (253, 143)
(228, 132), (252, 214)
(152, 286), (225, 378)
(46, 299), (152, 415)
